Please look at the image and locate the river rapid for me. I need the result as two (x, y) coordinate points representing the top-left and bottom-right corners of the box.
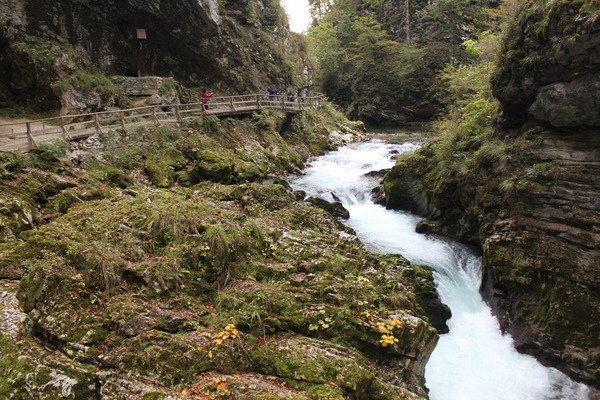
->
(289, 139), (590, 400)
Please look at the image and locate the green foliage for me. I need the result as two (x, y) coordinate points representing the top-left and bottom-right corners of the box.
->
(0, 152), (29, 179)
(11, 35), (71, 67)
(54, 69), (125, 99)
(349, 16), (427, 121)
(158, 78), (178, 96)
(308, 0), (495, 122)
(189, 116), (225, 136)
(32, 140), (69, 163)
(533, 162), (551, 174)
(0, 107), (26, 118)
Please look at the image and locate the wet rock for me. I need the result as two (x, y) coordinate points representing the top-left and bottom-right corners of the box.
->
(419, 291), (451, 334)
(415, 219), (435, 234)
(293, 190), (306, 200)
(306, 196), (350, 219)
(364, 168), (389, 178)
(272, 178), (292, 191)
(371, 186), (386, 206)
(384, 170), (436, 217)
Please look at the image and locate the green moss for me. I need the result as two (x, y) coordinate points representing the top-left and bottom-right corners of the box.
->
(140, 393), (165, 400)
(532, 162), (551, 174)
(144, 148), (188, 188)
(11, 35), (73, 67)
(54, 69), (125, 99)
(158, 78), (178, 96)
(32, 140), (69, 164)
(0, 333), (97, 399)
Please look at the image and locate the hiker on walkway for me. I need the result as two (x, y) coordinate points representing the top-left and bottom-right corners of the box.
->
(287, 90), (295, 102)
(267, 86), (278, 100)
(201, 89), (214, 111)
(297, 87), (306, 103)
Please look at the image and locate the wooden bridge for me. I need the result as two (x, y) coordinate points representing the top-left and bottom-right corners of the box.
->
(0, 93), (324, 152)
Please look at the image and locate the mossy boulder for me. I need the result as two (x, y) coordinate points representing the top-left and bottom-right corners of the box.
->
(0, 334), (97, 399)
(252, 335), (423, 400)
(306, 197), (350, 220)
(0, 106), (438, 397)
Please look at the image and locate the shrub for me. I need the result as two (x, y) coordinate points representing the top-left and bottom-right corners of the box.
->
(0, 152), (29, 179)
(33, 140), (69, 163)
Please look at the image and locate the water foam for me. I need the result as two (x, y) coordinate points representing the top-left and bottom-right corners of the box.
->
(290, 140), (589, 400)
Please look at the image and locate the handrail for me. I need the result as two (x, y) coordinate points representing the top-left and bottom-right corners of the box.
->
(0, 93), (325, 127)
(0, 93), (325, 152)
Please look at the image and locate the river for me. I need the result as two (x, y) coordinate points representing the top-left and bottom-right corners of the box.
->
(289, 139), (590, 400)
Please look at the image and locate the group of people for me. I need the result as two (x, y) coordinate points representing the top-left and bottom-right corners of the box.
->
(268, 86), (309, 102)
(199, 85), (310, 111)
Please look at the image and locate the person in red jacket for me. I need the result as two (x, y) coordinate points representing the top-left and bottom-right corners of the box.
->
(201, 89), (214, 111)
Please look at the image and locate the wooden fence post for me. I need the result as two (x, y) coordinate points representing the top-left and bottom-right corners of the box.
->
(230, 98), (235, 112)
(60, 116), (70, 139)
(26, 122), (36, 151)
(94, 114), (103, 135)
(152, 107), (160, 126)
(120, 112), (127, 132)
(280, 96), (285, 110)
(175, 104), (182, 124)
(256, 95), (261, 109)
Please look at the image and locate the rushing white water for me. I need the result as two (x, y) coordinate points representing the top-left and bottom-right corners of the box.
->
(289, 140), (590, 400)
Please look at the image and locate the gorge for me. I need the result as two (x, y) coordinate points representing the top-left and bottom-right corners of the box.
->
(0, 0), (598, 399)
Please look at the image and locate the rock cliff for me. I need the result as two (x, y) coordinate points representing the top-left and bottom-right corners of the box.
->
(0, 0), (312, 112)
(383, 0), (600, 387)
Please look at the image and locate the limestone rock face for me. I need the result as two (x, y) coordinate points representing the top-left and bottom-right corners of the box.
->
(529, 74), (600, 128)
(492, 0), (600, 129)
(0, 0), (311, 111)
(384, 0), (600, 387)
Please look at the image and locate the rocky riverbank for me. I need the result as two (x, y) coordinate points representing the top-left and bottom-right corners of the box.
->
(0, 107), (447, 399)
(382, 0), (599, 388)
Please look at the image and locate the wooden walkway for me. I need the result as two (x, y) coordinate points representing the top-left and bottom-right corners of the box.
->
(0, 93), (324, 152)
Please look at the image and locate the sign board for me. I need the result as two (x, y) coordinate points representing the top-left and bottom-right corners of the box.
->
(136, 29), (147, 40)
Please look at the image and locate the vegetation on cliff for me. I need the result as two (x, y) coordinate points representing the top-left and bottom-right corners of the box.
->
(383, 0), (600, 387)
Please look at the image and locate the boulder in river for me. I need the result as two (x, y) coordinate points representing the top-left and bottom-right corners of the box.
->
(306, 196), (350, 219)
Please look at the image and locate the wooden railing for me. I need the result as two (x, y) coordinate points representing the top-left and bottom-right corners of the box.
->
(0, 93), (324, 152)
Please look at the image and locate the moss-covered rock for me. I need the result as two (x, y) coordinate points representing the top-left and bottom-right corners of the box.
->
(0, 107), (439, 398)
(0, 333), (98, 400)
(252, 335), (422, 400)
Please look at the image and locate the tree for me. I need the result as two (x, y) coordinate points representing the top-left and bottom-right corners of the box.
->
(348, 16), (425, 121)
(308, 0), (334, 22)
